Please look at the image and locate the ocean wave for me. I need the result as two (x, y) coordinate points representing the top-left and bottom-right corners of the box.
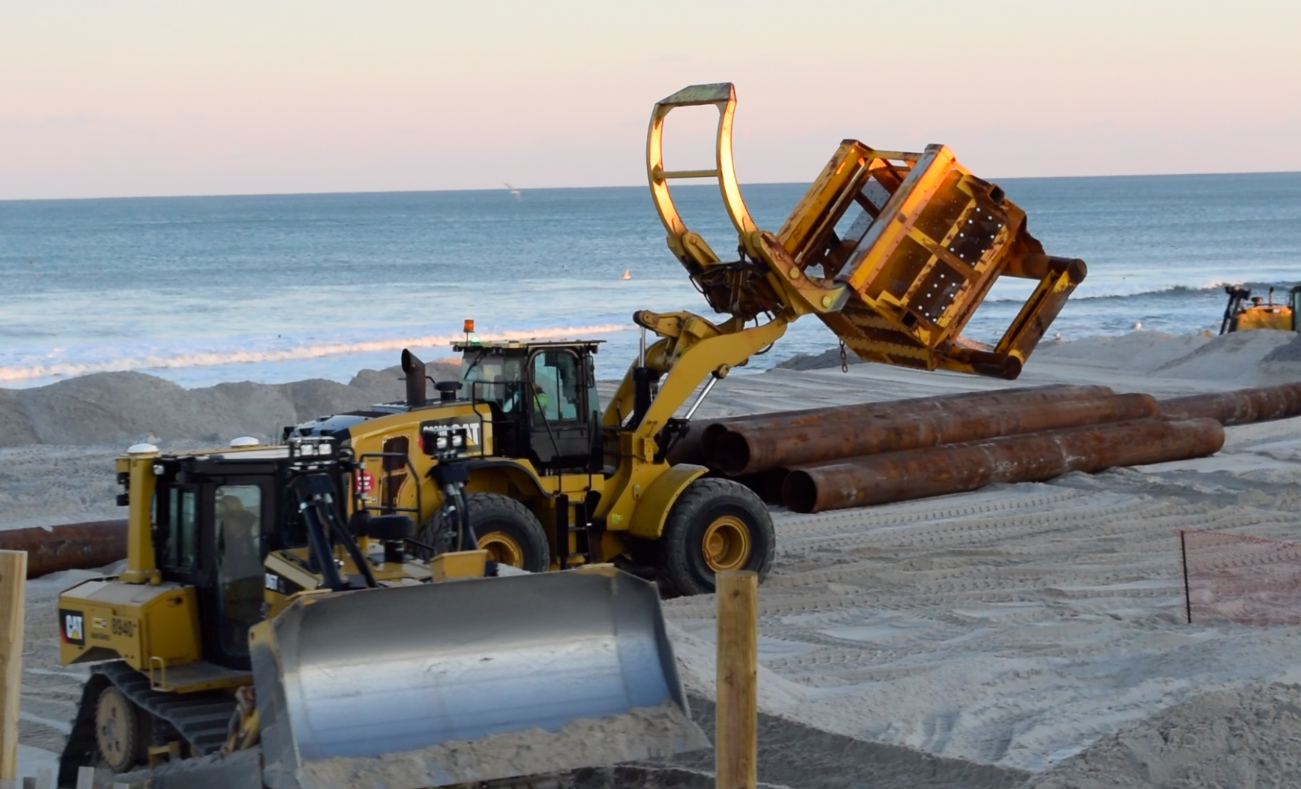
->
(0, 323), (631, 383)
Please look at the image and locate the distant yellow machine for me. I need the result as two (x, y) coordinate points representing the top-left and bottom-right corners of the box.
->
(1221, 285), (1301, 333)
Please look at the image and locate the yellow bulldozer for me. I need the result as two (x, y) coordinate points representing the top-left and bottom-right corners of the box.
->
(53, 82), (1085, 787)
(57, 437), (705, 788)
(1221, 284), (1301, 333)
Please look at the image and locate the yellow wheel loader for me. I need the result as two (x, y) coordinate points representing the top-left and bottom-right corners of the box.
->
(53, 81), (1084, 787)
(1221, 285), (1301, 333)
(56, 437), (705, 788)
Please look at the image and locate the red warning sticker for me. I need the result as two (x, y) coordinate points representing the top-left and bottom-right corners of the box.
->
(354, 470), (374, 495)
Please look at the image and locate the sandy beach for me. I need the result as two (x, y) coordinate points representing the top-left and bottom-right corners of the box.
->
(8, 330), (1301, 787)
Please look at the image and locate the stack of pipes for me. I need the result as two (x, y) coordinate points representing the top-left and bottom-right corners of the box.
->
(678, 382), (1301, 514)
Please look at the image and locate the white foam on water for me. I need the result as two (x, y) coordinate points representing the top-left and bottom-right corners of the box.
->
(0, 323), (628, 383)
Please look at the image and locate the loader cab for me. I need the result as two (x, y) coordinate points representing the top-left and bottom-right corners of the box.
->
(148, 449), (318, 671)
(456, 340), (602, 472)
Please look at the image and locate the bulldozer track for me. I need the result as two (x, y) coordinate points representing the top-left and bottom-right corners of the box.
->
(60, 661), (236, 783)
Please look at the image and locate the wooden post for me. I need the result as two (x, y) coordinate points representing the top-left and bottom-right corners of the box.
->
(0, 551), (27, 785)
(715, 570), (757, 789)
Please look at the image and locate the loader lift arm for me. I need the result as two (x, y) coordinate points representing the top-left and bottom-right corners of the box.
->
(594, 82), (1086, 535)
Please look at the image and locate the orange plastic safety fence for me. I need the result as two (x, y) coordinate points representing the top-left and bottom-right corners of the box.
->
(1180, 529), (1301, 626)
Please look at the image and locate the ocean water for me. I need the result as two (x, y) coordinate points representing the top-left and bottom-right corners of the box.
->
(2, 171), (1299, 389)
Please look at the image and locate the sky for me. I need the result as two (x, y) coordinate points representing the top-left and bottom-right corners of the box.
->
(2, 0), (1299, 200)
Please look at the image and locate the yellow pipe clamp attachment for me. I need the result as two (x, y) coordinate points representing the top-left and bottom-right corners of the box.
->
(647, 83), (761, 267)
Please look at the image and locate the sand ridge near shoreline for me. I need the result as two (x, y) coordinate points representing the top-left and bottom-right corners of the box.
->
(7, 330), (1301, 787)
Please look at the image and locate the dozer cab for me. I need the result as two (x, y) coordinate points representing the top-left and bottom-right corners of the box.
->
(55, 437), (704, 787)
(1221, 284), (1301, 334)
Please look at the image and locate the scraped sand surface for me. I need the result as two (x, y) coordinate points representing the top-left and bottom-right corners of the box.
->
(9, 330), (1301, 787)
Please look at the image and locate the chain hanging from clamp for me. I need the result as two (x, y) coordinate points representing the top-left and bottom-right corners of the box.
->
(839, 340), (849, 373)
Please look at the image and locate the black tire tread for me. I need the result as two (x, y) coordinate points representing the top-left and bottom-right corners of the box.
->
(660, 477), (775, 597)
(420, 492), (550, 571)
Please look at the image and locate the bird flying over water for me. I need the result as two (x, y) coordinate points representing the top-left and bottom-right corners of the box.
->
(504, 183), (521, 199)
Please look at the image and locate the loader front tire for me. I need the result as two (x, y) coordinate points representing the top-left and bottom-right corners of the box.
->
(420, 492), (550, 572)
(95, 685), (145, 773)
(660, 478), (774, 596)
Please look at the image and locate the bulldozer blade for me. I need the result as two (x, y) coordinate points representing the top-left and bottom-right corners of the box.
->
(251, 568), (707, 789)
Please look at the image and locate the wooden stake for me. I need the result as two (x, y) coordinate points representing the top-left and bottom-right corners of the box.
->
(0, 551), (27, 784)
(715, 570), (757, 789)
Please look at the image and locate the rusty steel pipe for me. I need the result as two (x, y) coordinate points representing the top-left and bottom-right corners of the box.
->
(700, 384), (1115, 469)
(0, 520), (128, 578)
(726, 469), (790, 505)
(710, 384), (1111, 437)
(665, 420), (713, 465)
(666, 412), (773, 465)
(761, 467), (790, 505)
(672, 385), (1111, 467)
(1158, 383), (1301, 426)
(710, 390), (1157, 476)
(782, 418), (1225, 514)
(730, 472), (773, 504)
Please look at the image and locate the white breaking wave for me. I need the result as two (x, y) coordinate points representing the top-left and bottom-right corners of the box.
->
(0, 323), (629, 383)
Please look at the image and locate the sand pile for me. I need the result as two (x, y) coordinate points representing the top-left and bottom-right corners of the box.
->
(0, 358), (458, 530)
(0, 359), (460, 448)
(779, 330), (1301, 391)
(1035, 330), (1298, 384)
(1026, 682), (1301, 788)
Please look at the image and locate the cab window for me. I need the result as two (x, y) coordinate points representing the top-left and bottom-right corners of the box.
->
(161, 487), (199, 571)
(461, 353), (504, 403)
(215, 484), (264, 657)
(215, 485), (263, 586)
(531, 350), (583, 422)
(462, 352), (526, 411)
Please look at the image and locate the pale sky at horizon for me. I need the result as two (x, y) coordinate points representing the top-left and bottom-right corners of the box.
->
(3, 0), (1299, 200)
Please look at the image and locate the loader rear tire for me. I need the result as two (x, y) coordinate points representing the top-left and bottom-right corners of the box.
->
(419, 492), (551, 572)
(660, 478), (775, 596)
(95, 685), (146, 773)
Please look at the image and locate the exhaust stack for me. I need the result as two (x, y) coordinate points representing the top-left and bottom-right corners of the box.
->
(401, 349), (427, 407)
